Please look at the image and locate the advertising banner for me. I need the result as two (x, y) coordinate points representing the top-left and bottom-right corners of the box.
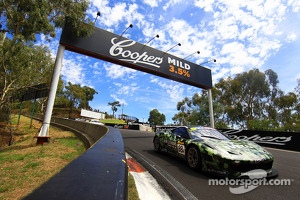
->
(219, 129), (299, 152)
(60, 25), (212, 89)
(20, 83), (48, 101)
(80, 109), (105, 120)
(154, 126), (300, 152)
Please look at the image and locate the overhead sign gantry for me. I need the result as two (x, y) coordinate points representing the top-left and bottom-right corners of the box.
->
(60, 24), (212, 89)
(37, 23), (214, 143)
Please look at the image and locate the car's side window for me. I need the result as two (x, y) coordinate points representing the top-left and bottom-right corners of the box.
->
(173, 128), (190, 139)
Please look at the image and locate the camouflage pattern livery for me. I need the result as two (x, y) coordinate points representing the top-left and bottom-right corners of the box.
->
(153, 126), (276, 178)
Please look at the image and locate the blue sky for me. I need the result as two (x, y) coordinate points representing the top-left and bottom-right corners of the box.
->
(42, 0), (300, 124)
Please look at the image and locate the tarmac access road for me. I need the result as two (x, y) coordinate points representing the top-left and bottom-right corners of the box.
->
(120, 129), (300, 200)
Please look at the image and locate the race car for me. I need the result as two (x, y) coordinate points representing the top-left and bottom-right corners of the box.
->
(153, 126), (278, 178)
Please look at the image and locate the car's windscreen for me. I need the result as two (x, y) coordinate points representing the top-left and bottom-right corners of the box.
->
(189, 127), (229, 140)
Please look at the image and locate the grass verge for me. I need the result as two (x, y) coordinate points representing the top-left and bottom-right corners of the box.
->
(0, 115), (139, 200)
(100, 119), (127, 125)
(0, 115), (86, 200)
(128, 173), (140, 199)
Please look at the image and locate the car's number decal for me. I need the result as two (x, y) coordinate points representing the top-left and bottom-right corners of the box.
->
(177, 144), (185, 155)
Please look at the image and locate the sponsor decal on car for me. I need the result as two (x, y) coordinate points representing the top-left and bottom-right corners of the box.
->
(177, 141), (185, 155)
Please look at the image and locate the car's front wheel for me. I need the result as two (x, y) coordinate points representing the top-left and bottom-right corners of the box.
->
(153, 136), (161, 152)
(186, 146), (201, 170)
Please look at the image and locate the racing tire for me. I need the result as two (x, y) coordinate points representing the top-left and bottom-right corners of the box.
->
(186, 146), (202, 170)
(153, 136), (161, 152)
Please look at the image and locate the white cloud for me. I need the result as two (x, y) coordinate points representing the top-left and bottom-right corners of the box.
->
(164, 19), (197, 45)
(230, 66), (245, 75)
(163, 0), (184, 11)
(149, 77), (185, 103)
(43, 0), (300, 124)
(166, 84), (184, 103)
(61, 57), (86, 85)
(220, 42), (253, 67)
(289, 0), (300, 12)
(150, 77), (159, 83)
(194, 0), (215, 12)
(106, 3), (129, 26)
(143, 0), (160, 8)
(110, 94), (128, 106)
(115, 82), (140, 96)
(286, 32), (297, 42)
(90, 1), (142, 31)
(103, 63), (137, 80)
(35, 33), (60, 59)
(90, 62), (103, 77)
(212, 67), (231, 83)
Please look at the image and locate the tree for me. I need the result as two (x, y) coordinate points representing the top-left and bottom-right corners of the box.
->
(148, 109), (166, 125)
(108, 101), (121, 118)
(172, 89), (228, 128)
(64, 82), (97, 118)
(212, 78), (234, 128)
(263, 69), (282, 128)
(190, 90), (228, 128)
(173, 68), (299, 131)
(54, 78), (69, 108)
(80, 86), (98, 109)
(1, 0), (94, 42)
(0, 0), (95, 121)
(214, 69), (271, 128)
(172, 97), (191, 125)
(294, 79), (300, 131)
(65, 82), (85, 118)
(295, 78), (300, 105)
(274, 92), (298, 131)
(0, 40), (53, 114)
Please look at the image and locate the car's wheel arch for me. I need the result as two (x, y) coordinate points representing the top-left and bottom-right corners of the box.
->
(186, 143), (198, 155)
(185, 144), (202, 170)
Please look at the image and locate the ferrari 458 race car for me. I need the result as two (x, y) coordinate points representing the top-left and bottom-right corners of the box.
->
(153, 126), (278, 178)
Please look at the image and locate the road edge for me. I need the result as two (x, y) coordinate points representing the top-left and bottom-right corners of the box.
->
(125, 147), (198, 200)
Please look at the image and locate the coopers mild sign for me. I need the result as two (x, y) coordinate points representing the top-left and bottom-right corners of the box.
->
(109, 39), (163, 68)
(60, 25), (212, 89)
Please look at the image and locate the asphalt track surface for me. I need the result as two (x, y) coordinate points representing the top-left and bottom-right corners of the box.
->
(120, 129), (300, 200)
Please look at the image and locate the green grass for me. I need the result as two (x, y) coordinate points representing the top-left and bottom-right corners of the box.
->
(0, 153), (29, 162)
(100, 119), (127, 124)
(60, 152), (79, 160)
(0, 185), (10, 193)
(59, 137), (83, 148)
(21, 162), (41, 172)
(128, 173), (139, 199)
(0, 116), (86, 199)
(0, 115), (139, 199)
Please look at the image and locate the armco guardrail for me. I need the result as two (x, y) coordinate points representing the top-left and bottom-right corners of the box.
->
(23, 117), (128, 200)
(51, 117), (108, 148)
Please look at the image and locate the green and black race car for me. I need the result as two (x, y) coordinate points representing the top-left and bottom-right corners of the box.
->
(153, 126), (278, 178)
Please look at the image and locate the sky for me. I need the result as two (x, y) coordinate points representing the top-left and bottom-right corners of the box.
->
(43, 0), (300, 124)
